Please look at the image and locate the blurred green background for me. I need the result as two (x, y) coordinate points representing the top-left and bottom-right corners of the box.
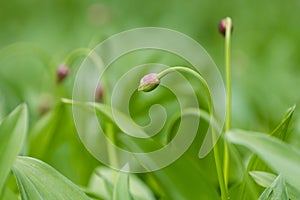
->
(1, 0), (300, 198)
(1, 0), (300, 129)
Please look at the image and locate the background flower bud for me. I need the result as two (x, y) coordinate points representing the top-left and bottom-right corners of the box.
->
(138, 73), (160, 92)
(95, 84), (104, 102)
(56, 64), (69, 83)
(218, 18), (233, 36)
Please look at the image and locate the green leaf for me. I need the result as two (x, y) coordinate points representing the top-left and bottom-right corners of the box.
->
(270, 104), (295, 140)
(237, 106), (296, 199)
(28, 101), (99, 185)
(88, 166), (156, 200)
(258, 175), (288, 200)
(249, 171), (277, 188)
(119, 135), (220, 199)
(113, 172), (132, 200)
(250, 171), (300, 199)
(248, 105), (296, 172)
(28, 102), (64, 158)
(227, 129), (300, 189)
(0, 104), (28, 193)
(12, 156), (91, 200)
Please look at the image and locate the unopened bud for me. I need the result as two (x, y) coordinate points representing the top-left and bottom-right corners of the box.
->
(57, 64), (69, 83)
(138, 73), (160, 92)
(95, 84), (104, 102)
(219, 18), (233, 36)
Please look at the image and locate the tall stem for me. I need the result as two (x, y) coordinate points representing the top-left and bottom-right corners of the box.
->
(223, 17), (232, 192)
(157, 66), (227, 199)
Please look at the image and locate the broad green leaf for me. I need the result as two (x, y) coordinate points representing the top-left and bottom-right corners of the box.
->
(88, 168), (112, 199)
(28, 101), (99, 185)
(113, 172), (132, 200)
(249, 171), (277, 188)
(0, 104), (28, 193)
(12, 156), (91, 200)
(248, 105), (296, 171)
(128, 175), (156, 200)
(250, 171), (300, 199)
(270, 104), (295, 140)
(119, 135), (220, 199)
(258, 175), (288, 200)
(88, 166), (156, 200)
(238, 106), (296, 199)
(28, 102), (64, 158)
(227, 129), (300, 189)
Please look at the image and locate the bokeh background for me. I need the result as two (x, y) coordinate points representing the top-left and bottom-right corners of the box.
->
(1, 0), (300, 199)
(1, 0), (300, 129)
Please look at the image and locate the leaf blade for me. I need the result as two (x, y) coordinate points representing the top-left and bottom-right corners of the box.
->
(113, 172), (132, 200)
(258, 175), (288, 200)
(12, 156), (91, 200)
(227, 129), (300, 189)
(0, 104), (28, 193)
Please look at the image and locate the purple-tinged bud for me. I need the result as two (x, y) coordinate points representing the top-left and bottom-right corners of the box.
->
(218, 18), (233, 36)
(95, 84), (104, 102)
(57, 64), (69, 84)
(138, 73), (160, 92)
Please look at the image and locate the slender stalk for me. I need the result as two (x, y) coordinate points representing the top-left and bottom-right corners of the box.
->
(223, 17), (232, 192)
(157, 66), (227, 199)
(64, 48), (91, 67)
(158, 67), (211, 111)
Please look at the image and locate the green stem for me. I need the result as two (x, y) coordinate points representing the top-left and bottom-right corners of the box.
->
(157, 66), (211, 113)
(63, 47), (104, 79)
(157, 66), (227, 199)
(223, 17), (232, 192)
(64, 48), (91, 67)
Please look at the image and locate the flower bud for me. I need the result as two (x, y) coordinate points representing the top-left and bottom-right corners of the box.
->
(138, 73), (160, 92)
(95, 84), (104, 102)
(57, 64), (69, 83)
(218, 18), (233, 36)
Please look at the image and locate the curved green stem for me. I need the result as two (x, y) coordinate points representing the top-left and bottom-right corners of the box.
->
(157, 66), (212, 113)
(223, 17), (232, 192)
(64, 48), (92, 67)
(157, 66), (227, 199)
(63, 47), (104, 80)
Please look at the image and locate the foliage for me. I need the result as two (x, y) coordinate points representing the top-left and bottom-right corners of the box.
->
(1, 1), (300, 199)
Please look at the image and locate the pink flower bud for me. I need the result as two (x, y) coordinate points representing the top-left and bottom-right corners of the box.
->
(219, 18), (233, 36)
(138, 73), (160, 92)
(57, 64), (69, 84)
(95, 84), (104, 102)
